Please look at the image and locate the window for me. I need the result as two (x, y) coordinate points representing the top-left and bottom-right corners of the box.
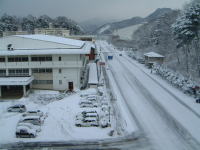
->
(59, 69), (62, 74)
(8, 57), (28, 62)
(0, 70), (6, 76)
(59, 56), (62, 61)
(33, 80), (53, 85)
(31, 56), (52, 61)
(59, 80), (62, 85)
(8, 57), (15, 62)
(0, 57), (5, 62)
(46, 68), (52, 73)
(8, 69), (29, 76)
(32, 68), (52, 73)
(46, 57), (52, 61)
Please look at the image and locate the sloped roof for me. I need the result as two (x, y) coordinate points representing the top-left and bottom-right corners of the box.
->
(144, 52), (164, 58)
(14, 34), (85, 48)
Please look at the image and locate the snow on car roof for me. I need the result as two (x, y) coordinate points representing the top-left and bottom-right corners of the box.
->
(144, 52), (164, 58)
(21, 115), (41, 120)
(88, 63), (98, 85)
(14, 34), (85, 48)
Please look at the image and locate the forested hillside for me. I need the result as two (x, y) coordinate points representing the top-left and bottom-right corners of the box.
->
(0, 14), (84, 35)
(111, 0), (200, 83)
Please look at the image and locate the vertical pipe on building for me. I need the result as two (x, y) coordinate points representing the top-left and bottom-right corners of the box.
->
(23, 85), (26, 97)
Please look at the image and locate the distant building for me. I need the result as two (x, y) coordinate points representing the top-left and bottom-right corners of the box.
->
(144, 52), (165, 67)
(67, 35), (96, 42)
(2, 31), (29, 37)
(0, 34), (94, 98)
(34, 26), (70, 37)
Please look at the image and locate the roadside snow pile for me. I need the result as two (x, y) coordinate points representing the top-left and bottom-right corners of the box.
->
(153, 64), (200, 98)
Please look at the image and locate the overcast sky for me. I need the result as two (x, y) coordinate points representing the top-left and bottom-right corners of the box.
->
(0, 0), (191, 22)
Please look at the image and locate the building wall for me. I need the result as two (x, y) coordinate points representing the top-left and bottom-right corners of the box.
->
(53, 68), (81, 90)
(0, 36), (80, 50)
(0, 54), (87, 91)
(145, 56), (164, 65)
(3, 31), (29, 37)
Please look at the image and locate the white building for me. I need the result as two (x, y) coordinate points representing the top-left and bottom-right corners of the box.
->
(0, 34), (92, 98)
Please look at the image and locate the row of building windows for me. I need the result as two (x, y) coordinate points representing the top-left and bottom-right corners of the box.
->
(32, 68), (52, 73)
(33, 80), (53, 85)
(31, 56), (52, 61)
(8, 69), (29, 76)
(0, 68), (61, 76)
(0, 56), (63, 62)
(8, 57), (28, 62)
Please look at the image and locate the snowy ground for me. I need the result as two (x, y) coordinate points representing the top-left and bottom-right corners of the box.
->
(113, 24), (143, 40)
(97, 41), (200, 150)
(0, 88), (118, 146)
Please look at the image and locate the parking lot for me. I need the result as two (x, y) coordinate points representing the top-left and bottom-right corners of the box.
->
(0, 88), (116, 145)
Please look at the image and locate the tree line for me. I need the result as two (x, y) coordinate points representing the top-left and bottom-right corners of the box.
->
(0, 14), (84, 35)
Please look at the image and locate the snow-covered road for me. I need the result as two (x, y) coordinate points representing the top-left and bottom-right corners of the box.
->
(98, 41), (200, 150)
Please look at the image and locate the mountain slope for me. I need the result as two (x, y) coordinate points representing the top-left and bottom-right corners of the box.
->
(94, 8), (172, 35)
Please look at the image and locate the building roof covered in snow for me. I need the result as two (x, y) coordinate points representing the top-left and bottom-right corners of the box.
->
(14, 34), (85, 48)
(88, 63), (98, 85)
(144, 52), (164, 58)
(0, 43), (91, 56)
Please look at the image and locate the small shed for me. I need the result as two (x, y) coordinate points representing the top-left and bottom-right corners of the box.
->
(88, 63), (98, 88)
(144, 52), (165, 68)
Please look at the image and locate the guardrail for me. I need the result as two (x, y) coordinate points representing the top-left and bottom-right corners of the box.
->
(0, 132), (145, 149)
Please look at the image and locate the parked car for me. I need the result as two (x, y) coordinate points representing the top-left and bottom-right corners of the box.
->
(22, 110), (47, 119)
(19, 116), (44, 125)
(17, 122), (41, 132)
(7, 104), (26, 113)
(16, 124), (37, 138)
(75, 117), (99, 127)
(119, 53), (122, 56)
(137, 58), (145, 64)
(79, 101), (98, 108)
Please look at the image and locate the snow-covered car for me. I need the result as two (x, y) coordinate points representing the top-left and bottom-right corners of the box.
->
(86, 95), (97, 99)
(80, 103), (98, 108)
(17, 122), (41, 132)
(7, 104), (26, 113)
(87, 97), (98, 102)
(79, 101), (98, 108)
(75, 117), (99, 127)
(22, 110), (47, 119)
(137, 58), (145, 64)
(19, 116), (44, 125)
(16, 124), (37, 138)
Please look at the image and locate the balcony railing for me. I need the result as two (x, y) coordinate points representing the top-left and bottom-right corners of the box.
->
(0, 61), (83, 68)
